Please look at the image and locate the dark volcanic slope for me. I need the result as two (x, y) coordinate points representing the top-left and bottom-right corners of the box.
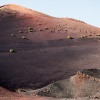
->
(0, 4), (100, 91)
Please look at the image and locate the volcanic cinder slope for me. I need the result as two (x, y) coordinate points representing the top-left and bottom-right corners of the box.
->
(0, 4), (100, 100)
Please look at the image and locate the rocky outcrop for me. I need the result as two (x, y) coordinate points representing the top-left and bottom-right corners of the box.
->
(16, 69), (100, 99)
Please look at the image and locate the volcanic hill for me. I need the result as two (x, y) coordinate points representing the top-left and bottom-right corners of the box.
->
(0, 4), (100, 100)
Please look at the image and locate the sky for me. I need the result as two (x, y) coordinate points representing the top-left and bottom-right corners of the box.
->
(0, 0), (100, 27)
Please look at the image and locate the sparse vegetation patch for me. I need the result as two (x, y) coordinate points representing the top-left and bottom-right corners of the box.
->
(19, 30), (23, 33)
(9, 49), (14, 53)
(39, 29), (43, 31)
(28, 27), (35, 32)
(22, 36), (27, 39)
(96, 35), (100, 36)
(89, 34), (92, 36)
(67, 36), (74, 39)
(44, 27), (48, 30)
(11, 34), (15, 37)
(81, 35), (87, 38)
(38, 23), (42, 25)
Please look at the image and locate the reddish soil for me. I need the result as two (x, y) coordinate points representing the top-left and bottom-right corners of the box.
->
(0, 4), (100, 100)
(0, 86), (54, 100)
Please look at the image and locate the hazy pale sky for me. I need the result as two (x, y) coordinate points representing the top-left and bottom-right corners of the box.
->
(0, 0), (100, 27)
